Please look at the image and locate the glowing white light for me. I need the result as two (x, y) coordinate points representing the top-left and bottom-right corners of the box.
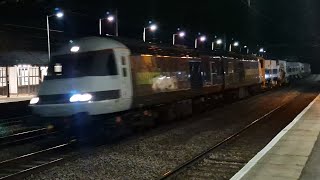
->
(70, 94), (80, 103)
(233, 42), (239, 46)
(107, 15), (115, 22)
(259, 48), (264, 53)
(244, 45), (247, 48)
(30, 97), (40, 105)
(70, 46), (80, 52)
(178, 31), (185, 37)
(56, 12), (64, 18)
(79, 93), (93, 102)
(69, 93), (92, 103)
(150, 24), (157, 31)
(216, 39), (222, 45)
(200, 36), (206, 42)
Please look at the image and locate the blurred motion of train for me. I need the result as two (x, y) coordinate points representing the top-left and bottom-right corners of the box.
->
(28, 37), (311, 128)
(263, 60), (311, 86)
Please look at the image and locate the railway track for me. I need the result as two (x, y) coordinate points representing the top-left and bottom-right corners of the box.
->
(0, 115), (31, 127)
(0, 128), (55, 147)
(159, 104), (286, 180)
(0, 141), (74, 180)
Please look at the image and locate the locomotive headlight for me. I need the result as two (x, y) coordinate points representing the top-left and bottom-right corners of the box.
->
(30, 97), (40, 105)
(69, 93), (92, 103)
(79, 93), (92, 102)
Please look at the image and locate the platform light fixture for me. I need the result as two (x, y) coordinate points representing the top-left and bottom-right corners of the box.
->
(143, 22), (158, 42)
(107, 15), (115, 22)
(259, 48), (264, 53)
(150, 24), (157, 31)
(195, 35), (206, 49)
(46, 9), (64, 61)
(200, 36), (206, 42)
(173, 30), (186, 45)
(99, 10), (119, 36)
(244, 45), (250, 54)
(216, 39), (223, 45)
(229, 41), (240, 52)
(56, 12), (64, 18)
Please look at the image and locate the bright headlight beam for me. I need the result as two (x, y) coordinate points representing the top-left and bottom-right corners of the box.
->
(70, 46), (80, 52)
(69, 94), (81, 103)
(79, 93), (92, 102)
(69, 93), (92, 103)
(30, 97), (40, 105)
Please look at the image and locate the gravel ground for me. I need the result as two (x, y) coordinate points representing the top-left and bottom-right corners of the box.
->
(22, 85), (310, 180)
(177, 87), (319, 179)
(21, 75), (320, 180)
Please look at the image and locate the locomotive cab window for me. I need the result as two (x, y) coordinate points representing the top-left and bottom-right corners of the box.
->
(47, 50), (118, 79)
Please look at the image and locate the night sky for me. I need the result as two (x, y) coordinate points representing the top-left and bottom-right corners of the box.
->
(0, 0), (320, 72)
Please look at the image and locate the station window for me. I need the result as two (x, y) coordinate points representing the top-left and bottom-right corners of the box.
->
(17, 66), (40, 86)
(0, 67), (6, 87)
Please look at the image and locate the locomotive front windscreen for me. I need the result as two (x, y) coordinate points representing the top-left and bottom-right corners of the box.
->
(46, 50), (118, 79)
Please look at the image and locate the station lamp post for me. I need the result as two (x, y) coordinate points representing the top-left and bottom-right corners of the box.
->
(99, 10), (119, 36)
(143, 23), (157, 42)
(259, 47), (267, 57)
(173, 30), (185, 45)
(46, 10), (63, 61)
(244, 45), (250, 54)
(229, 41), (239, 52)
(212, 38), (223, 50)
(259, 48), (265, 53)
(195, 35), (206, 49)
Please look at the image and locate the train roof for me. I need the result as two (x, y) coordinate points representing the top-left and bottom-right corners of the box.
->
(54, 36), (258, 60)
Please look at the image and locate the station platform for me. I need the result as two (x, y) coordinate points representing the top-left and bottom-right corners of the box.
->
(0, 95), (32, 103)
(231, 94), (320, 180)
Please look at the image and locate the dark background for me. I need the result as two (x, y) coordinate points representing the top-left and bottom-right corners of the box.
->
(0, 0), (319, 72)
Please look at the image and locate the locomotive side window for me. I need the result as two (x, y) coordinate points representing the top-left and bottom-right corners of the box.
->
(122, 68), (127, 77)
(228, 62), (234, 74)
(210, 62), (218, 75)
(106, 53), (118, 75)
(121, 56), (126, 65)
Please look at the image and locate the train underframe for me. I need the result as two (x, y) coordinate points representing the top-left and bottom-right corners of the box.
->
(27, 84), (262, 138)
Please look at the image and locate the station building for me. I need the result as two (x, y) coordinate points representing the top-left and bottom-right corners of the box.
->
(0, 24), (67, 97)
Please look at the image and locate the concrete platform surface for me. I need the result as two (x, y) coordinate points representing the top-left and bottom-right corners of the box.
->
(231, 94), (320, 180)
(0, 95), (33, 103)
